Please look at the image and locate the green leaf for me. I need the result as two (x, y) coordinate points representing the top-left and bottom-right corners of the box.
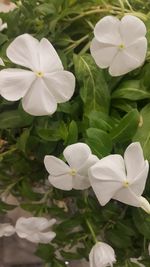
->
(110, 109), (139, 143)
(17, 128), (30, 153)
(74, 54), (110, 115)
(86, 128), (112, 157)
(66, 120), (78, 145)
(132, 209), (150, 239)
(112, 80), (150, 100)
(0, 110), (33, 129)
(133, 104), (150, 161)
(88, 111), (113, 132)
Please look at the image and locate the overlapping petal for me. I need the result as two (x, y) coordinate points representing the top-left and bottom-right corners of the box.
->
(89, 155), (126, 206)
(39, 38), (63, 72)
(22, 78), (57, 116)
(120, 15), (146, 46)
(0, 69), (36, 101)
(94, 16), (121, 45)
(48, 174), (73, 190)
(124, 142), (147, 181)
(7, 34), (40, 70)
(63, 143), (91, 170)
(44, 71), (75, 103)
(15, 217), (56, 244)
(44, 156), (70, 176)
(109, 50), (140, 76)
(90, 38), (118, 68)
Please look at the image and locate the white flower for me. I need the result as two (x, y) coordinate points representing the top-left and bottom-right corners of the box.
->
(90, 15), (147, 76)
(140, 196), (150, 214)
(89, 142), (149, 207)
(44, 143), (98, 190)
(0, 2), (16, 13)
(89, 242), (116, 267)
(0, 18), (7, 31)
(15, 217), (56, 244)
(0, 33), (75, 116)
(0, 223), (15, 237)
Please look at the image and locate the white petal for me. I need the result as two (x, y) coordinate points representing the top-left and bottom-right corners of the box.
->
(0, 223), (15, 237)
(125, 38), (147, 66)
(130, 161), (149, 195)
(140, 197), (150, 214)
(109, 50), (140, 76)
(89, 155), (126, 206)
(113, 187), (141, 207)
(94, 16), (121, 45)
(7, 34), (40, 70)
(0, 22), (7, 31)
(44, 155), (70, 175)
(79, 154), (99, 176)
(31, 231), (56, 243)
(72, 174), (90, 190)
(0, 69), (35, 101)
(124, 142), (146, 182)
(43, 71), (75, 103)
(39, 38), (63, 72)
(22, 78), (57, 116)
(90, 38), (118, 68)
(48, 174), (73, 190)
(63, 143), (91, 170)
(120, 15), (147, 46)
(0, 57), (5, 66)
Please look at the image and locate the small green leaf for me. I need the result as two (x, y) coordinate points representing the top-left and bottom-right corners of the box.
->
(112, 80), (150, 100)
(86, 128), (112, 157)
(66, 120), (78, 145)
(110, 109), (139, 143)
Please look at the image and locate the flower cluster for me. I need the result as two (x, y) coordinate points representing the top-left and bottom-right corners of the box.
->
(44, 141), (150, 267)
(0, 13), (149, 267)
(0, 217), (56, 244)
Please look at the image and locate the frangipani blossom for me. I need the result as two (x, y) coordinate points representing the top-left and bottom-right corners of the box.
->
(0, 223), (15, 237)
(0, 34), (75, 116)
(90, 15), (147, 76)
(89, 242), (116, 267)
(89, 142), (149, 208)
(15, 217), (56, 244)
(44, 143), (98, 190)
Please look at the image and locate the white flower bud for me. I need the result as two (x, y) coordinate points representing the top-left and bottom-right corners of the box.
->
(89, 242), (116, 267)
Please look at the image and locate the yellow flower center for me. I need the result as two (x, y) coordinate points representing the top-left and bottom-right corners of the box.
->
(118, 43), (125, 50)
(123, 180), (130, 188)
(69, 169), (76, 176)
(35, 71), (44, 78)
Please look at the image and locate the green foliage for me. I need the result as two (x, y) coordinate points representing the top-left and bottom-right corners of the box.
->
(0, 0), (150, 266)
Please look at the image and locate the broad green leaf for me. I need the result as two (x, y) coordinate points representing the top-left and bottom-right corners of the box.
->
(66, 120), (78, 145)
(133, 104), (150, 161)
(110, 109), (139, 143)
(88, 111), (113, 132)
(112, 80), (150, 100)
(0, 110), (33, 129)
(86, 128), (112, 157)
(74, 54), (110, 115)
(132, 208), (150, 239)
(17, 128), (30, 153)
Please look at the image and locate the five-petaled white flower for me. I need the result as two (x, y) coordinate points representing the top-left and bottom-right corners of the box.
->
(89, 142), (149, 208)
(90, 15), (147, 76)
(0, 223), (15, 237)
(44, 143), (98, 190)
(89, 242), (116, 267)
(15, 217), (56, 244)
(0, 33), (75, 116)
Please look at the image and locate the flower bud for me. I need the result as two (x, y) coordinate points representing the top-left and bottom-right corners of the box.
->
(89, 242), (116, 267)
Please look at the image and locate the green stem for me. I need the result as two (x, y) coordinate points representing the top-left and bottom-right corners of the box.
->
(86, 219), (98, 243)
(0, 147), (17, 158)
